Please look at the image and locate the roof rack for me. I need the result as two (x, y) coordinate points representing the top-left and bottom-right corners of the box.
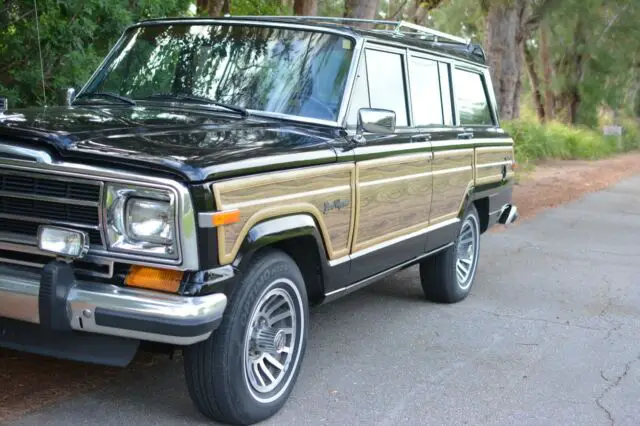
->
(226, 15), (469, 44)
(225, 15), (470, 45)
(222, 15), (484, 61)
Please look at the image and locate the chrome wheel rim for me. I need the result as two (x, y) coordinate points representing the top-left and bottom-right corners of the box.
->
(455, 214), (479, 290)
(243, 278), (303, 403)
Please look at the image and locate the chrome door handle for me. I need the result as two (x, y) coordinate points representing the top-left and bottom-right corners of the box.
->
(457, 132), (474, 140)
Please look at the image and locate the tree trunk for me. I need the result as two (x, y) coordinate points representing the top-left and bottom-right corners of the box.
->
(555, 18), (586, 124)
(294, 0), (317, 15)
(196, 0), (208, 14)
(523, 41), (545, 121)
(540, 21), (554, 121)
(344, 0), (381, 20)
(207, 0), (229, 16)
(407, 1), (444, 24)
(484, 0), (527, 121)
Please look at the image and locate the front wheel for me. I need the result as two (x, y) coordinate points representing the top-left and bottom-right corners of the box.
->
(420, 204), (481, 303)
(184, 249), (308, 425)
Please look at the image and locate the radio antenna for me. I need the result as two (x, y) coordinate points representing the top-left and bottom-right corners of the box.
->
(33, 0), (47, 106)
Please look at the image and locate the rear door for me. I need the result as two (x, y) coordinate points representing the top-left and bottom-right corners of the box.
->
(451, 66), (514, 187)
(426, 60), (476, 251)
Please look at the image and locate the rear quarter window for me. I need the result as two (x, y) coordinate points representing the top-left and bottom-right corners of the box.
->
(453, 68), (494, 126)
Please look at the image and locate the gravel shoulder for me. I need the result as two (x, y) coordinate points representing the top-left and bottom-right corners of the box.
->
(510, 152), (640, 223)
(2, 152), (640, 423)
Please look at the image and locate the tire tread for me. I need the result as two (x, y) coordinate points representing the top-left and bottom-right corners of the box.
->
(184, 249), (307, 425)
(420, 205), (480, 304)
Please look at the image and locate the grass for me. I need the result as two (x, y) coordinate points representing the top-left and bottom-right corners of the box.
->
(502, 117), (640, 167)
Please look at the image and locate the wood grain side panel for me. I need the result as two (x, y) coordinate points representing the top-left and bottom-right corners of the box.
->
(353, 154), (432, 252)
(475, 146), (514, 185)
(213, 164), (355, 264)
(430, 149), (474, 224)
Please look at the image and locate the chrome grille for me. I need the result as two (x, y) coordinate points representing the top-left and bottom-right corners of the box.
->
(0, 169), (103, 247)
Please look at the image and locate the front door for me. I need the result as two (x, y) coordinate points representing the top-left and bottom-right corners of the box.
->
(346, 45), (434, 282)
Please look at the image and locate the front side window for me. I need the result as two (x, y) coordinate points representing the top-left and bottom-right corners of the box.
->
(453, 68), (494, 126)
(345, 53), (371, 127)
(364, 48), (409, 127)
(84, 24), (356, 121)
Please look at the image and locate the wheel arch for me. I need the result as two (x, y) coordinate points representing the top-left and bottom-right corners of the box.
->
(233, 214), (330, 306)
(472, 196), (490, 234)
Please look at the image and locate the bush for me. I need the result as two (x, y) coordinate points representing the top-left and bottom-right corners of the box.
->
(502, 117), (638, 166)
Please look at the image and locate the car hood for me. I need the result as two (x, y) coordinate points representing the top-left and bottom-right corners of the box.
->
(0, 105), (342, 182)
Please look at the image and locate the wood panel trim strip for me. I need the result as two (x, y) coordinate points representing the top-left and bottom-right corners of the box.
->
(212, 164), (355, 265)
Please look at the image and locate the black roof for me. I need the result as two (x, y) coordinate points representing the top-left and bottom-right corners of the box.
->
(136, 16), (487, 66)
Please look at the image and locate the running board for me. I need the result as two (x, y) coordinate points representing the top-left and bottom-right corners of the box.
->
(322, 243), (454, 303)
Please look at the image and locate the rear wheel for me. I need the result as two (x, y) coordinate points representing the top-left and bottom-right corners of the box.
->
(420, 204), (481, 303)
(184, 249), (308, 425)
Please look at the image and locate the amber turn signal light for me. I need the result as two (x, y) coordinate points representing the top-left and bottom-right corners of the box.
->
(125, 266), (184, 293)
(211, 209), (241, 227)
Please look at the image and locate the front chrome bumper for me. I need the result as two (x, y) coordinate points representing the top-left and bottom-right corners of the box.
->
(0, 264), (227, 346)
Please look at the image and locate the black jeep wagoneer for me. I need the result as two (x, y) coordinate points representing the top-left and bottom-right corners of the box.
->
(0, 16), (518, 425)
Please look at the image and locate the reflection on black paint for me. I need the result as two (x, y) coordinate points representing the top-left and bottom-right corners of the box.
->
(0, 103), (342, 181)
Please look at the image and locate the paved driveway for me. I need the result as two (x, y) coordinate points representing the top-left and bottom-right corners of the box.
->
(10, 176), (640, 426)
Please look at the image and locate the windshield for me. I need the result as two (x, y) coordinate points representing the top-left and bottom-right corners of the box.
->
(83, 23), (356, 122)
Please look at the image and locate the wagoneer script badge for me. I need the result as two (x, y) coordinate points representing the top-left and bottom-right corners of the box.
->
(323, 199), (350, 214)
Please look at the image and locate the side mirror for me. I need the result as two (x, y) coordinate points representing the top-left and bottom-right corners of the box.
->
(0, 96), (7, 113)
(66, 87), (76, 106)
(355, 108), (396, 142)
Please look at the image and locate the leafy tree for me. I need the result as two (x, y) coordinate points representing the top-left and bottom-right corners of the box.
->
(1, 0), (192, 107)
(3, 0), (639, 132)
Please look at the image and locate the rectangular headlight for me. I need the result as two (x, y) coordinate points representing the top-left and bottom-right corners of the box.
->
(104, 183), (178, 258)
(38, 226), (89, 258)
(126, 198), (174, 244)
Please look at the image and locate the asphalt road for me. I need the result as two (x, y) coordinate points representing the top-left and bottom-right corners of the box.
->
(10, 176), (640, 426)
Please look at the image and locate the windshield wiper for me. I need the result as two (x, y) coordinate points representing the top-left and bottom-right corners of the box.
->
(144, 93), (248, 117)
(73, 91), (136, 106)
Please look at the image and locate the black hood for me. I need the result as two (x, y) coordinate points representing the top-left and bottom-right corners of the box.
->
(0, 105), (342, 182)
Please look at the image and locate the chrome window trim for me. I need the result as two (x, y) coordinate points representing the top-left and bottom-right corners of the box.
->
(406, 50), (448, 128)
(452, 64), (499, 128)
(361, 35), (488, 69)
(361, 42), (412, 129)
(404, 47), (414, 128)
(0, 156), (199, 271)
(76, 19), (366, 130)
(341, 42), (368, 129)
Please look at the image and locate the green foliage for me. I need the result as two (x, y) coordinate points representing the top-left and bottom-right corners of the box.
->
(503, 117), (640, 166)
(529, 0), (640, 126)
(0, 0), (192, 107)
(429, 0), (485, 42)
(620, 117), (640, 151)
(227, 0), (287, 15)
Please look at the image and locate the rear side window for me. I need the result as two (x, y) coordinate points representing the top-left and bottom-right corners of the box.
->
(364, 49), (408, 126)
(453, 68), (494, 126)
(408, 56), (443, 126)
